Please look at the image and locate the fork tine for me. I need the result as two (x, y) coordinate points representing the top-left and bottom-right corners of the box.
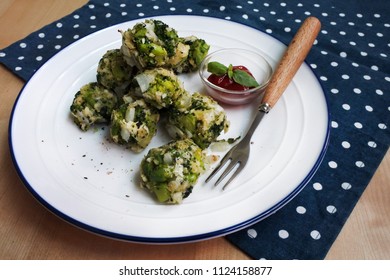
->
(205, 150), (233, 183)
(221, 163), (245, 190)
(214, 159), (240, 186)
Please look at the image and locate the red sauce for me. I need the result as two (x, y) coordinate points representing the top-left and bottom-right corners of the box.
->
(207, 65), (255, 91)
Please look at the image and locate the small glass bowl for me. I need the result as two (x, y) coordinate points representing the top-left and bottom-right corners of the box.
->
(199, 48), (273, 105)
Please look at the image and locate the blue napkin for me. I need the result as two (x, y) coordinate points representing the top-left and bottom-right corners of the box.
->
(1, 0), (389, 259)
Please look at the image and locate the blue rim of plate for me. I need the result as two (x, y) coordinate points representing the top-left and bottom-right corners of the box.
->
(8, 15), (331, 244)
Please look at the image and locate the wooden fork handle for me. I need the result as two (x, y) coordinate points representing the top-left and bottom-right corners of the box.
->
(262, 16), (321, 108)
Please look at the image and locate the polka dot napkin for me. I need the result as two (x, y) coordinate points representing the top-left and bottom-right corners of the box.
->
(1, 0), (389, 259)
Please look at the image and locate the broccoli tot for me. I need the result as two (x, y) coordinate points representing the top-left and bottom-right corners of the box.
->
(96, 49), (137, 95)
(110, 99), (160, 152)
(166, 92), (230, 149)
(120, 19), (180, 70)
(120, 19), (210, 73)
(140, 139), (205, 204)
(70, 82), (117, 131)
(173, 36), (210, 74)
(131, 67), (189, 110)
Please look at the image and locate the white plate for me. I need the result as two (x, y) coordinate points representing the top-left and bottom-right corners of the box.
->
(9, 16), (329, 243)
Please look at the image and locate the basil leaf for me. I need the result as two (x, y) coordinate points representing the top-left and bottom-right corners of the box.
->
(227, 64), (234, 80)
(207, 61), (227, 76)
(232, 69), (260, 87)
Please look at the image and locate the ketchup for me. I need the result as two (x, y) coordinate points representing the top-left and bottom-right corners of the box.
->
(207, 65), (255, 91)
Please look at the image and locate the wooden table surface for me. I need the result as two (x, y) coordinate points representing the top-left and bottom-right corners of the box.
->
(1, 0), (389, 260)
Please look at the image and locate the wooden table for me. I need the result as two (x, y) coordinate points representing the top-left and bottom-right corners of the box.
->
(1, 0), (389, 260)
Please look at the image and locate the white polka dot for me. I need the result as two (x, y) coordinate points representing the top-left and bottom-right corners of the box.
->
(377, 32), (384, 37)
(355, 161), (365, 168)
(56, 35), (62, 39)
(136, 4), (141, 7)
(220, 6), (225, 11)
(296, 206), (306, 214)
(38, 33), (45, 38)
(313, 182), (323, 191)
(247, 228), (257, 239)
(266, 29), (272, 34)
(326, 205), (337, 214)
(73, 35), (80, 40)
(56, 22), (63, 28)
(15, 66), (22, 71)
(331, 121), (339, 128)
(55, 45), (61, 50)
(310, 64), (317, 69)
(368, 141), (377, 148)
(363, 75), (371, 80)
(73, 24), (79, 28)
(320, 76), (328, 81)
(90, 25), (96, 29)
(378, 123), (387, 129)
(342, 74), (350, 80)
(90, 16), (96, 20)
(37, 44), (44, 49)
(341, 182), (352, 190)
(353, 88), (361, 94)
(342, 104), (351, 110)
(73, 14), (80, 19)
(187, 8), (192, 12)
(0, 52), (5, 57)
(376, 89), (383, 95)
(331, 88), (339, 94)
(88, 4), (95, 9)
(121, 12), (127, 16)
(328, 161), (338, 168)
(106, 13), (111, 18)
(203, 9), (209, 13)
(358, 32), (365, 37)
(371, 65), (379, 71)
(361, 51), (368, 56)
(20, 43), (27, 48)
(352, 62), (359, 67)
(18, 56), (24, 60)
(310, 230), (321, 240)
(278, 230), (289, 239)
(36, 56), (42, 61)
(243, 14), (249, 20)
(342, 141), (351, 148)
(170, 7), (176, 11)
(354, 122), (363, 129)
(153, 5), (159, 10)
(365, 105), (373, 112)
(284, 27), (291, 32)
(331, 62), (338, 67)
(340, 52), (347, 58)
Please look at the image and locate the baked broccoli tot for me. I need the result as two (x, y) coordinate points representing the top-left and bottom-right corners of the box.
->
(166, 92), (230, 149)
(70, 82), (118, 131)
(110, 99), (160, 152)
(140, 139), (205, 204)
